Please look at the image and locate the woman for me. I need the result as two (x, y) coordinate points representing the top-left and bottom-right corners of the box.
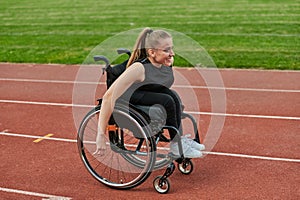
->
(94, 28), (205, 158)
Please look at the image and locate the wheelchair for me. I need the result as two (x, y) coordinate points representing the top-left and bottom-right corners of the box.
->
(77, 49), (203, 194)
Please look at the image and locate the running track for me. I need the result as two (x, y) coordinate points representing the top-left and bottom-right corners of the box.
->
(0, 63), (299, 199)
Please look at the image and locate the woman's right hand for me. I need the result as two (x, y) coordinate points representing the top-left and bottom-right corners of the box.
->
(93, 133), (107, 156)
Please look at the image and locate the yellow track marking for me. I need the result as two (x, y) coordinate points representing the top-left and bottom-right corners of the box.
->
(33, 134), (54, 143)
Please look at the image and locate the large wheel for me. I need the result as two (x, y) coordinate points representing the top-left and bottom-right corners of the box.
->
(77, 104), (156, 190)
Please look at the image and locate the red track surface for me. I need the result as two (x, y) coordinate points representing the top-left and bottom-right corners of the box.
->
(0, 63), (299, 199)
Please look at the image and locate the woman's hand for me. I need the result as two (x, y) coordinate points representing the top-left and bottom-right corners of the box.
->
(93, 134), (106, 156)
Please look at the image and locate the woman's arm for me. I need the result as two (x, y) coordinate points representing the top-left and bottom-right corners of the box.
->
(94, 62), (145, 155)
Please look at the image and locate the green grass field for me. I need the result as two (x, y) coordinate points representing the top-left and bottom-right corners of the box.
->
(0, 0), (299, 69)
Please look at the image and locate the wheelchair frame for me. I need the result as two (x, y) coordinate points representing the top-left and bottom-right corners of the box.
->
(77, 49), (203, 194)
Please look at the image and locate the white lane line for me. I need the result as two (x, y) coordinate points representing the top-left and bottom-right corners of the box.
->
(188, 111), (300, 121)
(0, 99), (299, 121)
(204, 151), (300, 163)
(174, 85), (300, 93)
(0, 131), (77, 143)
(0, 99), (94, 108)
(0, 187), (71, 199)
(1, 78), (300, 93)
(1, 131), (299, 163)
(0, 78), (100, 85)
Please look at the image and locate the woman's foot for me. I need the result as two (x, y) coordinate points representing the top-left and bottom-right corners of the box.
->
(170, 141), (203, 158)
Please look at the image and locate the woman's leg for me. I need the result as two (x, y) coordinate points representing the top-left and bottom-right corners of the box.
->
(159, 88), (182, 130)
(130, 90), (181, 140)
(130, 90), (204, 158)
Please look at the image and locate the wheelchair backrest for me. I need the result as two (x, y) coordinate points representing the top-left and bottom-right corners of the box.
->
(94, 48), (131, 89)
(105, 59), (128, 89)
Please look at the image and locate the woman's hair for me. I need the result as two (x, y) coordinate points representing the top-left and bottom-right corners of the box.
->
(126, 28), (172, 68)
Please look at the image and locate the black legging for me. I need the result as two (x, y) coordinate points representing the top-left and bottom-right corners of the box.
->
(129, 87), (182, 140)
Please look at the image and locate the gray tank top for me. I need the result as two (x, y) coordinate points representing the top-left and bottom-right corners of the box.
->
(120, 58), (174, 101)
(136, 58), (174, 91)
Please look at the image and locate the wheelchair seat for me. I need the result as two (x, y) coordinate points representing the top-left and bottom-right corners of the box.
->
(134, 104), (166, 122)
(134, 104), (167, 137)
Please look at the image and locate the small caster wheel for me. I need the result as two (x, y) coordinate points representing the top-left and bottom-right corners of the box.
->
(178, 159), (194, 175)
(153, 176), (170, 194)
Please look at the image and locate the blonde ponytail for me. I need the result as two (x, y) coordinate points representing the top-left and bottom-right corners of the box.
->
(126, 28), (153, 68)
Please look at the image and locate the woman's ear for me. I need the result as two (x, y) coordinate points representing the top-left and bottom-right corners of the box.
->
(147, 48), (156, 58)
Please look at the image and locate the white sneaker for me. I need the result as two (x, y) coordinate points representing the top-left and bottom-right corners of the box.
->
(181, 134), (205, 151)
(170, 141), (202, 158)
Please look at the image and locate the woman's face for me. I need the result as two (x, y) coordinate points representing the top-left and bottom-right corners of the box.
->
(149, 37), (175, 67)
